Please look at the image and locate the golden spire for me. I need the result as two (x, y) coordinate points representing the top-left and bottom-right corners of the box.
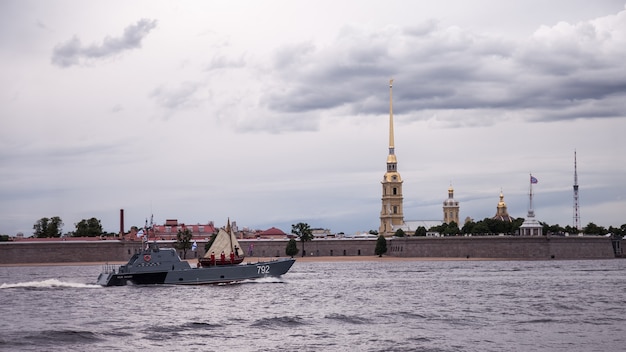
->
(385, 79), (398, 167)
(498, 190), (506, 207)
(389, 79), (394, 151)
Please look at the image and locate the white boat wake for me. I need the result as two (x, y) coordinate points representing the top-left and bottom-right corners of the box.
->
(241, 276), (285, 284)
(0, 278), (102, 289)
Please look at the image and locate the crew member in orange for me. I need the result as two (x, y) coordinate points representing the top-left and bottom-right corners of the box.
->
(220, 251), (226, 264)
(230, 251), (235, 264)
(210, 251), (216, 266)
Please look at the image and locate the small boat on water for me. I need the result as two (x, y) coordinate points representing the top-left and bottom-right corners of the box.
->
(198, 219), (245, 267)
(96, 241), (295, 286)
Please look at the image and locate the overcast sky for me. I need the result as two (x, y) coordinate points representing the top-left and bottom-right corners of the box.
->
(2, 0), (625, 236)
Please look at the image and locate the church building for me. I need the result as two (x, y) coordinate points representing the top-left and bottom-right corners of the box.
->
(379, 80), (404, 235)
(492, 191), (515, 222)
(443, 185), (460, 224)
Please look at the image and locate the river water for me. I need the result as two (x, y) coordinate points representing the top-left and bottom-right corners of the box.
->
(0, 258), (624, 352)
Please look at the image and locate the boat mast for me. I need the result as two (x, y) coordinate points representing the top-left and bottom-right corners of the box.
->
(226, 218), (233, 253)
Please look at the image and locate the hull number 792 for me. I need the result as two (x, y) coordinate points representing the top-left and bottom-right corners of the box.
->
(257, 265), (270, 274)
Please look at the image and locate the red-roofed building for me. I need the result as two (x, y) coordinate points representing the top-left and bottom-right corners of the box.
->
(152, 220), (217, 240)
(255, 227), (290, 239)
(121, 219), (218, 241)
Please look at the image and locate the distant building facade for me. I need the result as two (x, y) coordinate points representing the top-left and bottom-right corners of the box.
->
(443, 185), (460, 224)
(311, 228), (332, 238)
(153, 219), (217, 239)
(121, 219), (218, 241)
(403, 220), (444, 234)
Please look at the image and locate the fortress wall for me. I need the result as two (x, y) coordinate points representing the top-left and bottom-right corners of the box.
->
(238, 239), (377, 258)
(0, 241), (134, 264)
(546, 236), (617, 259)
(388, 236), (616, 259)
(0, 236), (616, 264)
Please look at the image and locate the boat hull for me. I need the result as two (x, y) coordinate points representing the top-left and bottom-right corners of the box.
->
(97, 258), (295, 286)
(198, 257), (245, 267)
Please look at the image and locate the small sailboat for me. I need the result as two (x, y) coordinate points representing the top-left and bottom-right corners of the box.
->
(198, 219), (245, 267)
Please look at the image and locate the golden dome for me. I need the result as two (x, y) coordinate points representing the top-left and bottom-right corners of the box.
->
(498, 191), (506, 207)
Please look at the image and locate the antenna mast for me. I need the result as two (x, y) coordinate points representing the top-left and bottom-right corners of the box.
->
(573, 150), (580, 231)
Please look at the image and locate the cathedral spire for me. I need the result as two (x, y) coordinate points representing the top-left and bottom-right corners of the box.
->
(389, 79), (395, 153)
(380, 79), (404, 235)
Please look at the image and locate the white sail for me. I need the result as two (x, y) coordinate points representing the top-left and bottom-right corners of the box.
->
(203, 228), (244, 259)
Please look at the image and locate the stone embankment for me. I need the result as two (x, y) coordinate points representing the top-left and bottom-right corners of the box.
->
(0, 236), (618, 265)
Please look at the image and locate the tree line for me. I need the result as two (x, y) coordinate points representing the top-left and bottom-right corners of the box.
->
(29, 216), (116, 238)
(286, 222), (389, 257)
(3, 216), (624, 240)
(377, 218), (626, 238)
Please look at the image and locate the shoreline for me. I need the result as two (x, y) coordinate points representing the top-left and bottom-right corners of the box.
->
(0, 255), (565, 267)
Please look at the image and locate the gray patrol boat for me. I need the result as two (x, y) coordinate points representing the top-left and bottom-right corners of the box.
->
(96, 242), (295, 286)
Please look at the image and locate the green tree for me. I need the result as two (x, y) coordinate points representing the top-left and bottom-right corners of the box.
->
(33, 217), (49, 238)
(291, 222), (313, 257)
(415, 226), (427, 236)
(511, 218), (525, 234)
(583, 222), (607, 235)
(33, 216), (64, 238)
(546, 223), (565, 236)
(394, 228), (406, 237)
(285, 238), (299, 257)
(461, 220), (475, 235)
(74, 218), (103, 237)
(375, 235), (387, 257)
(429, 223), (445, 235)
(609, 225), (626, 239)
(443, 221), (461, 236)
(472, 221), (490, 235)
(563, 225), (579, 235)
(175, 226), (193, 259)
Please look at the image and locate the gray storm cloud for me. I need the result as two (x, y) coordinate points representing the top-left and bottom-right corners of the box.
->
(263, 11), (626, 126)
(51, 18), (157, 67)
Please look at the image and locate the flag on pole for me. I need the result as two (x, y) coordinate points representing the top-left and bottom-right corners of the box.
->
(136, 229), (144, 238)
(530, 175), (538, 184)
(192, 241), (197, 251)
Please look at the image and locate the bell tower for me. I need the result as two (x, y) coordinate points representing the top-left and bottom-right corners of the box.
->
(379, 79), (404, 235)
(443, 185), (459, 225)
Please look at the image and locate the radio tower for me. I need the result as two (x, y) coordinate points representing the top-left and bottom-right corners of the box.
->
(573, 150), (580, 232)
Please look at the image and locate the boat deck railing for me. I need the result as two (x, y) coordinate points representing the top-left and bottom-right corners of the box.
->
(101, 263), (120, 274)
